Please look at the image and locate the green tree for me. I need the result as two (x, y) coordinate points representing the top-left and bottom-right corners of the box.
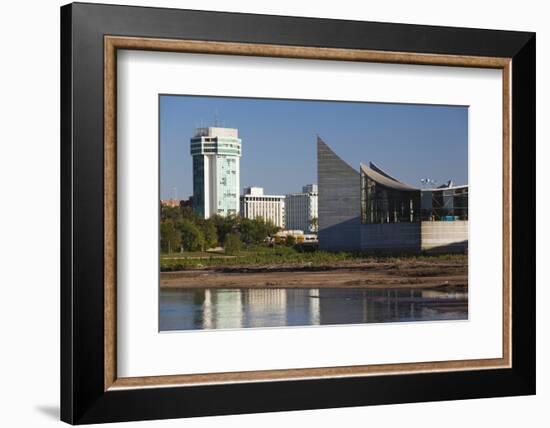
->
(160, 205), (182, 222)
(224, 233), (241, 255)
(177, 219), (205, 252)
(239, 218), (258, 244)
(211, 214), (239, 245)
(285, 234), (296, 247)
(240, 217), (277, 245)
(160, 204), (200, 223)
(199, 219), (218, 249)
(181, 206), (199, 222)
(160, 220), (181, 253)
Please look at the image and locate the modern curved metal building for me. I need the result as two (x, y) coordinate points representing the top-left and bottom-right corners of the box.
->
(317, 136), (468, 253)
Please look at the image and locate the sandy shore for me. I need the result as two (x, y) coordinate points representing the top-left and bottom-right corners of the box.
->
(160, 259), (468, 290)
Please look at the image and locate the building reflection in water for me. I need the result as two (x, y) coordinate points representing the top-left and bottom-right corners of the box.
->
(202, 289), (243, 330)
(202, 289), (213, 329)
(159, 287), (467, 331)
(309, 289), (320, 325)
(242, 289), (287, 328)
(317, 288), (468, 325)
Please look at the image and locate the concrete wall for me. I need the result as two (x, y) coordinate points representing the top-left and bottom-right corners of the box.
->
(359, 221), (468, 253)
(360, 223), (421, 252)
(317, 137), (361, 251)
(420, 220), (468, 253)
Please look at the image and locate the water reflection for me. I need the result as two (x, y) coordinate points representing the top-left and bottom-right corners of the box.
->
(159, 288), (467, 331)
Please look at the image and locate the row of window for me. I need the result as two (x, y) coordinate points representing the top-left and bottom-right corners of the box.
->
(360, 175), (469, 224)
(242, 197), (285, 202)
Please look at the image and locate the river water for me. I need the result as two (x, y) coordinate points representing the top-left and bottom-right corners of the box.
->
(159, 288), (467, 331)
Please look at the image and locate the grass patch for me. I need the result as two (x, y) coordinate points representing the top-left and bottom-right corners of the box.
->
(161, 251), (229, 259)
(160, 245), (466, 272)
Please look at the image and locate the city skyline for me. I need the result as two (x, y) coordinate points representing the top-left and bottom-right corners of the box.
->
(160, 95), (468, 200)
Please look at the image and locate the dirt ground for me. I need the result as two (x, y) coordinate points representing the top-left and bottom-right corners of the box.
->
(160, 259), (468, 290)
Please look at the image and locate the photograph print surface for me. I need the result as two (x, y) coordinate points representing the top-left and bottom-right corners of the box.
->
(159, 95), (469, 331)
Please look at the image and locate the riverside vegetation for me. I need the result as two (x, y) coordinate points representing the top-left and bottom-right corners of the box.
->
(160, 204), (279, 255)
(160, 204), (467, 290)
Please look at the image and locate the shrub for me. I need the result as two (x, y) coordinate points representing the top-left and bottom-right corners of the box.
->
(285, 234), (296, 247)
(224, 233), (241, 255)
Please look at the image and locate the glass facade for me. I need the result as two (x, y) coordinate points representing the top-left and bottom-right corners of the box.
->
(421, 187), (468, 221)
(360, 167), (468, 224)
(192, 156), (205, 217)
(361, 174), (421, 224)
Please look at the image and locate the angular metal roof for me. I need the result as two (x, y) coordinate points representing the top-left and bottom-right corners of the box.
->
(360, 162), (419, 192)
(318, 136), (466, 193)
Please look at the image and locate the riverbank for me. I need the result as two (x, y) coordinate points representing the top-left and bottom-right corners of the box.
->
(160, 258), (467, 290)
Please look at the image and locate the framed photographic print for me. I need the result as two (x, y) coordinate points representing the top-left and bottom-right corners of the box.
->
(60, 2), (535, 424)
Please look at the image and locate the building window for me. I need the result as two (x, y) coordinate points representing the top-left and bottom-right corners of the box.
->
(361, 175), (420, 224)
(421, 187), (468, 221)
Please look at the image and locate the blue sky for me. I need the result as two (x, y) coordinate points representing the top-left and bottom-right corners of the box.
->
(160, 95), (468, 200)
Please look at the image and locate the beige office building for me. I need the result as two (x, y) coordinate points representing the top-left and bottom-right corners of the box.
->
(240, 186), (285, 228)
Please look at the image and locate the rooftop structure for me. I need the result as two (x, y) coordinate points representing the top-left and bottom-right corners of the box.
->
(243, 186), (265, 197)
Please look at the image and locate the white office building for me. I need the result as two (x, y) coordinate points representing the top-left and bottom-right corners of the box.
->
(240, 187), (285, 228)
(285, 184), (319, 233)
(190, 127), (242, 218)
